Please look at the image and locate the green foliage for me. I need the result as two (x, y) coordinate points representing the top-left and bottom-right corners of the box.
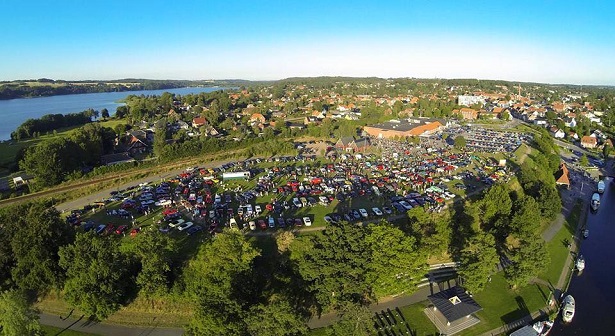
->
(365, 222), (427, 298)
(59, 232), (132, 321)
(245, 298), (308, 336)
(0, 290), (42, 336)
(506, 235), (550, 288)
(406, 207), (451, 255)
(579, 154), (589, 167)
(11, 111), (91, 140)
(0, 201), (74, 293)
(185, 230), (261, 336)
(133, 231), (176, 297)
(325, 303), (373, 336)
(458, 233), (499, 293)
(289, 222), (373, 310)
(453, 135), (467, 149)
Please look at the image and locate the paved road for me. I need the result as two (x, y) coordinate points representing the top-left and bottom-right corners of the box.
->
(39, 313), (183, 336)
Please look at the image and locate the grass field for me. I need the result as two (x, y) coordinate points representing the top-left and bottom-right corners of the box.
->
(540, 201), (582, 285)
(458, 273), (550, 336)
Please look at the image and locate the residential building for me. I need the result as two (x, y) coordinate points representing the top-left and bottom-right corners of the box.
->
(192, 117), (207, 128)
(459, 108), (478, 120)
(581, 135), (597, 149)
(335, 137), (371, 152)
(458, 95), (485, 106)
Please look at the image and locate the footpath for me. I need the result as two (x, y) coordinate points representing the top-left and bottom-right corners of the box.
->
(39, 312), (182, 336)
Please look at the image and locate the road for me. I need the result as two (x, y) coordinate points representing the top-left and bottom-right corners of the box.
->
(39, 312), (183, 336)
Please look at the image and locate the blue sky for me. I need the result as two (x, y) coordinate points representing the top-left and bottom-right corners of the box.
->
(2, 0), (615, 84)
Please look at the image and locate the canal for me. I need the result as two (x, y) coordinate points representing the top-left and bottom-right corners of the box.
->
(552, 177), (615, 334)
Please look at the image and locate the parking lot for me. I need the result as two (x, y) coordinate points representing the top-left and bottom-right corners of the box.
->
(65, 128), (523, 242)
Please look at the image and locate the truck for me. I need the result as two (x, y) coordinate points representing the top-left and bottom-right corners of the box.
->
(222, 171), (251, 181)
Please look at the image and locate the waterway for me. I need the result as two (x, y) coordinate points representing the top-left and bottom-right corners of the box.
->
(0, 87), (230, 140)
(552, 177), (615, 334)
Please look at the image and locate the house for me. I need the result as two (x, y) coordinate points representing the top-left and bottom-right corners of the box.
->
(123, 130), (149, 155)
(335, 137), (371, 152)
(424, 286), (482, 335)
(568, 131), (579, 140)
(459, 108), (478, 120)
(176, 120), (190, 130)
(563, 116), (577, 128)
(550, 126), (565, 139)
(192, 117), (207, 128)
(250, 113), (266, 124)
(554, 163), (570, 189)
(581, 135), (597, 149)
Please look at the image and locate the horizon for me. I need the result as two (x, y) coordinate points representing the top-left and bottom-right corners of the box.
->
(2, 0), (615, 86)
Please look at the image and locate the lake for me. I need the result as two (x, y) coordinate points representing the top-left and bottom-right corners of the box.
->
(0, 87), (231, 140)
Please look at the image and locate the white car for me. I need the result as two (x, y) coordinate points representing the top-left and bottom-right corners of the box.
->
(359, 208), (369, 218)
(249, 221), (256, 231)
(177, 221), (194, 231)
(168, 219), (185, 228)
(292, 198), (303, 208)
(303, 217), (312, 226)
(255, 205), (262, 214)
(155, 199), (172, 207)
(209, 210), (216, 219)
(372, 207), (383, 216)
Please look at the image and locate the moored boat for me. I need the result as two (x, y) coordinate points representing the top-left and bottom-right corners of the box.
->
(561, 295), (575, 323)
(576, 255), (585, 272)
(591, 192), (600, 211)
(598, 180), (605, 194)
(509, 319), (553, 336)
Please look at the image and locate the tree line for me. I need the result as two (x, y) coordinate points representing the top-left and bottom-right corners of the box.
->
(11, 110), (95, 140)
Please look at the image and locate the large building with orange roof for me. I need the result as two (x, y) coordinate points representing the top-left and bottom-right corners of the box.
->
(363, 119), (445, 139)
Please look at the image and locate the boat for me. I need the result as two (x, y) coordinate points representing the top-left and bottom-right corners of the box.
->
(561, 295), (575, 323)
(598, 180), (605, 194)
(509, 320), (554, 336)
(591, 192), (600, 211)
(576, 255), (585, 271)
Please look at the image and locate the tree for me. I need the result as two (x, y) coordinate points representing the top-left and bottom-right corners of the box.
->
(603, 144), (611, 159)
(245, 298), (308, 336)
(457, 233), (499, 293)
(0, 290), (42, 336)
(454, 136), (467, 149)
(5, 202), (74, 293)
(20, 137), (81, 189)
(153, 124), (168, 158)
(59, 232), (131, 321)
(365, 222), (427, 298)
(133, 231), (176, 297)
(500, 110), (510, 120)
(289, 222), (373, 310)
(579, 154), (589, 167)
(100, 108), (110, 120)
(506, 235), (550, 288)
(326, 303), (373, 336)
(185, 230), (261, 336)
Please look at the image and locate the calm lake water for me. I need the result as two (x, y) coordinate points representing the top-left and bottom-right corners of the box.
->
(0, 87), (230, 140)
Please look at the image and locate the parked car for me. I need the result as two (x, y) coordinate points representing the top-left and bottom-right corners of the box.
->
(359, 208), (369, 218)
(372, 207), (383, 216)
(177, 222), (194, 231)
(303, 217), (312, 226)
(115, 225), (128, 235)
(186, 225), (203, 236)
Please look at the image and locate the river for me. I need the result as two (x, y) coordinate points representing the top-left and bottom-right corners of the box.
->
(552, 176), (615, 334)
(0, 87), (231, 140)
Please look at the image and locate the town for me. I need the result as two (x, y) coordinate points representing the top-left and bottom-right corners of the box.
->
(1, 76), (613, 336)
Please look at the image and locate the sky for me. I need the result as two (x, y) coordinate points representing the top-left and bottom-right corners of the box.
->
(2, 0), (615, 85)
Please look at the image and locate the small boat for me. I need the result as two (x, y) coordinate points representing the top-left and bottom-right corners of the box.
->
(583, 229), (589, 239)
(597, 180), (605, 194)
(576, 255), (585, 271)
(591, 193), (600, 211)
(561, 295), (575, 323)
(509, 320), (553, 336)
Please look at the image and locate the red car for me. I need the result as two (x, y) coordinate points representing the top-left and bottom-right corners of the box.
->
(115, 225), (128, 235)
(130, 228), (140, 237)
(104, 223), (115, 234)
(162, 208), (178, 216)
(265, 203), (274, 211)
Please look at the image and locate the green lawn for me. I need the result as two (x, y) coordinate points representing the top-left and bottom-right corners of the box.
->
(42, 325), (100, 336)
(457, 273), (550, 335)
(540, 202), (582, 285)
(398, 301), (440, 336)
